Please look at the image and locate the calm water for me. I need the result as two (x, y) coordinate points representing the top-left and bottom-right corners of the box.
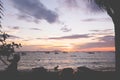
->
(0, 51), (115, 71)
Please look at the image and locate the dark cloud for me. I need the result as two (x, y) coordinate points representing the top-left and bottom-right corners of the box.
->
(78, 35), (114, 49)
(60, 26), (72, 32)
(82, 18), (111, 22)
(91, 29), (113, 32)
(37, 34), (90, 40)
(90, 29), (114, 35)
(30, 28), (41, 31)
(7, 26), (20, 30)
(12, 0), (58, 23)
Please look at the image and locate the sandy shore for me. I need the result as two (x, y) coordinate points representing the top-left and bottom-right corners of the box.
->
(0, 67), (117, 80)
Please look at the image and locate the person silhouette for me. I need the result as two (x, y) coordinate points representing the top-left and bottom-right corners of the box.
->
(54, 65), (59, 71)
(6, 54), (20, 72)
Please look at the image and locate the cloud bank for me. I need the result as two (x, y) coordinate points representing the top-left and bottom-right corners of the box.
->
(78, 35), (114, 49)
(37, 34), (90, 40)
(12, 0), (58, 23)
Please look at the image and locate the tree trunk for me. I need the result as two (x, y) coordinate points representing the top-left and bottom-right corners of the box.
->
(114, 22), (120, 72)
(106, 6), (120, 72)
(112, 15), (120, 72)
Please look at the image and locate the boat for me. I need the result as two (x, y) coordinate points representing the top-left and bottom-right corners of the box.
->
(21, 52), (27, 56)
(87, 52), (95, 54)
(54, 51), (59, 54)
(45, 51), (50, 54)
(62, 51), (68, 53)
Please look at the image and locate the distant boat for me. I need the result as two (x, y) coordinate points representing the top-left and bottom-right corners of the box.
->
(87, 52), (95, 54)
(21, 52), (27, 56)
(45, 51), (50, 54)
(54, 51), (59, 54)
(62, 51), (68, 53)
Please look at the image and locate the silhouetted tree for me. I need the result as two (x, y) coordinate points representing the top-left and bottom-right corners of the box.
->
(0, 0), (22, 70)
(89, 0), (120, 72)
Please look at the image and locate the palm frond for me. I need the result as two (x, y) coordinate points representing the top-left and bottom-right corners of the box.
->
(0, 0), (3, 28)
(0, 4), (3, 8)
(0, 1), (3, 9)
(88, 0), (109, 11)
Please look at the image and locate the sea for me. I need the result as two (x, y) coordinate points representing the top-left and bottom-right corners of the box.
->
(0, 51), (115, 71)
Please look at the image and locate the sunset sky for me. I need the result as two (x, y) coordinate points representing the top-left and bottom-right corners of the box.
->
(1, 0), (115, 52)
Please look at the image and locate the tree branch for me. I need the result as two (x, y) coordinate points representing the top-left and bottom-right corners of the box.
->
(0, 56), (8, 66)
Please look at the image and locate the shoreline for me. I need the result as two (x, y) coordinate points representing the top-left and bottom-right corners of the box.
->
(0, 66), (115, 72)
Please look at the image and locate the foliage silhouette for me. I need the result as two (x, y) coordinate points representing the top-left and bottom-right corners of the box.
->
(0, 31), (22, 67)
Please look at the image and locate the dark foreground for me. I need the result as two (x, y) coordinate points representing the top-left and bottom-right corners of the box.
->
(0, 67), (117, 80)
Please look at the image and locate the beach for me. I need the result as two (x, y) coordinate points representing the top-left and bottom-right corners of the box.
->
(0, 66), (117, 80)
